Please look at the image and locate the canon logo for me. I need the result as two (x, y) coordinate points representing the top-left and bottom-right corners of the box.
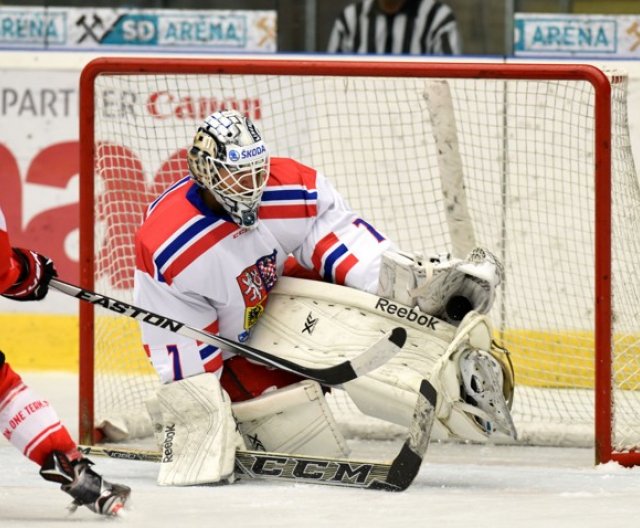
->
(146, 92), (262, 121)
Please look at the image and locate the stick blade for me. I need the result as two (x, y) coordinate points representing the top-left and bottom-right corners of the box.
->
(368, 379), (437, 491)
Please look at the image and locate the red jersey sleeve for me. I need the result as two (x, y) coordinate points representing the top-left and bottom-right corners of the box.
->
(0, 207), (20, 293)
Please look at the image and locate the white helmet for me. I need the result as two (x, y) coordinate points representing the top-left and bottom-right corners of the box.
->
(187, 110), (269, 228)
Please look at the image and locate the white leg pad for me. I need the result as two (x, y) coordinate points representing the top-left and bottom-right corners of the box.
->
(232, 380), (350, 458)
(144, 394), (165, 448)
(246, 277), (513, 442)
(343, 310), (514, 442)
(156, 373), (244, 486)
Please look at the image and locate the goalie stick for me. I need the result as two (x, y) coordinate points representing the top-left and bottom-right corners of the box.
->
(50, 277), (406, 386)
(424, 79), (476, 259)
(79, 379), (437, 491)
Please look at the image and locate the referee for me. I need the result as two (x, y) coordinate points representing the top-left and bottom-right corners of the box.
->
(327, 0), (461, 55)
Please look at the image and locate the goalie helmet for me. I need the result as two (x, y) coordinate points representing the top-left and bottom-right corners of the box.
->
(187, 110), (270, 228)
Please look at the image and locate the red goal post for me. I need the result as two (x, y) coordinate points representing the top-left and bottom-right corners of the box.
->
(78, 57), (638, 466)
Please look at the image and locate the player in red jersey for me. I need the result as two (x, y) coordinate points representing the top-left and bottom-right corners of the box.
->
(0, 206), (130, 516)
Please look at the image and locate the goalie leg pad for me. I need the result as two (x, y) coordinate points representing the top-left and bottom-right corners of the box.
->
(232, 380), (350, 458)
(343, 311), (516, 442)
(155, 373), (245, 486)
(249, 277), (514, 442)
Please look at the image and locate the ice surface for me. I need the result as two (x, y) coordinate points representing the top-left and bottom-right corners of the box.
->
(2, 372), (640, 528)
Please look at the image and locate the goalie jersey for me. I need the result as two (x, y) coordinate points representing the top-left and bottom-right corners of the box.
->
(135, 157), (393, 383)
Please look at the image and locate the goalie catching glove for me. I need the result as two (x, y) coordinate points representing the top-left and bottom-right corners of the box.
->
(378, 247), (504, 325)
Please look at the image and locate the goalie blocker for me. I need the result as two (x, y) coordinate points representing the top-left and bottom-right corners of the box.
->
(248, 276), (516, 443)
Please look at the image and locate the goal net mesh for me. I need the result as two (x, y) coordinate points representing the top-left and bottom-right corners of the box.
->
(84, 65), (640, 454)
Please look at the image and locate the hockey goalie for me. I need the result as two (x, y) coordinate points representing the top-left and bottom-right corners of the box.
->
(120, 109), (516, 487)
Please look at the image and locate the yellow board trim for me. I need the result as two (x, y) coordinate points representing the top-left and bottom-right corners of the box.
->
(2, 314), (639, 390)
(0, 313), (79, 371)
(94, 316), (156, 375)
(501, 328), (640, 390)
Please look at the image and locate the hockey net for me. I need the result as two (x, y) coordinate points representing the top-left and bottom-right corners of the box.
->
(79, 58), (640, 465)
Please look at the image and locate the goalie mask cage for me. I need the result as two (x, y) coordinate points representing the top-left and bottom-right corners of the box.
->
(78, 57), (640, 466)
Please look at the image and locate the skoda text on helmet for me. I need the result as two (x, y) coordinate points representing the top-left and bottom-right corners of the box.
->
(187, 110), (270, 228)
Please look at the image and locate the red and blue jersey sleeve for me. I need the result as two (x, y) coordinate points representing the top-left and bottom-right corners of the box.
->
(290, 172), (394, 293)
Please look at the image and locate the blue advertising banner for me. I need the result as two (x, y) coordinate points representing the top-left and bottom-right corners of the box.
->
(0, 7), (277, 52)
(514, 13), (640, 57)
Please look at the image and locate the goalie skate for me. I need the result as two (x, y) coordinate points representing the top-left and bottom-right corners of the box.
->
(459, 348), (517, 439)
(39, 451), (131, 516)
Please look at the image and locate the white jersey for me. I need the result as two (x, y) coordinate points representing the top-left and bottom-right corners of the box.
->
(135, 157), (393, 383)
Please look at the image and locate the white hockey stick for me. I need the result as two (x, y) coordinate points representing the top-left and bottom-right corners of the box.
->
(50, 277), (406, 386)
(79, 379), (437, 491)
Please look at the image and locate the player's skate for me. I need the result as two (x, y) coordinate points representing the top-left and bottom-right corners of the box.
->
(40, 451), (131, 516)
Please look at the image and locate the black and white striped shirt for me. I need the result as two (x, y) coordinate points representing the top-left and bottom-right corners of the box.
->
(327, 0), (461, 55)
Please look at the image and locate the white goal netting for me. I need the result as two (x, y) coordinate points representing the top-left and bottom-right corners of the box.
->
(81, 60), (640, 461)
